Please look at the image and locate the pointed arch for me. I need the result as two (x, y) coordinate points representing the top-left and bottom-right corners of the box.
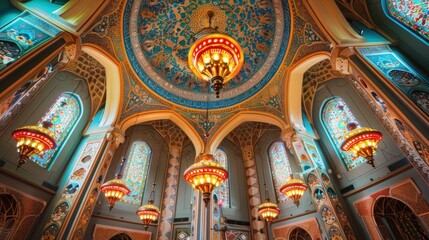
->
(286, 53), (330, 132)
(31, 93), (81, 168)
(214, 148), (230, 207)
(81, 45), (122, 129)
(268, 141), (292, 202)
(121, 141), (151, 205)
(374, 197), (429, 239)
(289, 227), (312, 240)
(209, 111), (288, 153)
(120, 110), (203, 155)
(321, 96), (365, 170)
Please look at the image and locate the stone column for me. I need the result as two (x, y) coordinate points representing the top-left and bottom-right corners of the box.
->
(152, 121), (187, 239)
(226, 122), (271, 240)
(157, 146), (182, 239)
(242, 145), (267, 240)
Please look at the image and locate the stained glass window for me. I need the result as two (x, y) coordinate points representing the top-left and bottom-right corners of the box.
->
(268, 141), (292, 202)
(31, 93), (81, 168)
(385, 0), (429, 41)
(214, 149), (230, 207)
(322, 97), (365, 170)
(121, 141), (151, 205)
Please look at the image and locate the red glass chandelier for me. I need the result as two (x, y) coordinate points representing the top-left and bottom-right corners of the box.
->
(188, 11), (244, 98)
(100, 158), (130, 211)
(184, 153), (228, 206)
(12, 121), (56, 169)
(136, 183), (160, 230)
(280, 175), (308, 207)
(341, 122), (383, 168)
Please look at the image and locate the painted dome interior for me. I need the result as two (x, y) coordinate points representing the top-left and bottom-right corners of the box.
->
(124, 0), (289, 109)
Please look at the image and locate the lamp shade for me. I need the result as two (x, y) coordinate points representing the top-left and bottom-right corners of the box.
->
(100, 178), (130, 210)
(184, 153), (228, 206)
(188, 33), (244, 97)
(258, 199), (280, 223)
(12, 124), (56, 168)
(279, 176), (307, 207)
(341, 124), (383, 168)
(136, 201), (160, 230)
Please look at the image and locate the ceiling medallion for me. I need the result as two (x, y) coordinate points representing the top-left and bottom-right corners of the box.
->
(188, 11), (244, 98)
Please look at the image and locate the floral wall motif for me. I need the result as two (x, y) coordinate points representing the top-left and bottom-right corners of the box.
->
(385, 0), (429, 41)
(0, 11), (61, 71)
(40, 140), (102, 239)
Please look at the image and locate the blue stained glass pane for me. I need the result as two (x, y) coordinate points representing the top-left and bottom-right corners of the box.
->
(121, 141), (151, 205)
(386, 0), (429, 41)
(31, 93), (80, 168)
(268, 141), (291, 202)
(322, 97), (366, 170)
(214, 149), (230, 207)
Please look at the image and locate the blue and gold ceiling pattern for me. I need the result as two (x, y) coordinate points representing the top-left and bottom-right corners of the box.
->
(123, 0), (290, 109)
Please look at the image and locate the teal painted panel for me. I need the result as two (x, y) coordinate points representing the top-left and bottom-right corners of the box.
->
(0, 11), (61, 71)
(357, 46), (429, 116)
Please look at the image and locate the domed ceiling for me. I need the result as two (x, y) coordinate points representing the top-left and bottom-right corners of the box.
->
(123, 0), (290, 109)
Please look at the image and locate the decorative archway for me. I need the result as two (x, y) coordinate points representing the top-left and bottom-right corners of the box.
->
(209, 110), (288, 153)
(289, 227), (312, 240)
(374, 197), (429, 239)
(285, 53), (330, 132)
(120, 110), (204, 155)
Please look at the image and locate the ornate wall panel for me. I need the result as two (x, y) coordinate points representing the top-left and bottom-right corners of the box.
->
(273, 218), (321, 239)
(0, 185), (46, 240)
(92, 224), (151, 240)
(354, 178), (429, 239)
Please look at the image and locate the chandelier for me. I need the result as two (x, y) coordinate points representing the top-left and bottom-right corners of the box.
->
(279, 175), (307, 207)
(341, 122), (383, 168)
(12, 121), (56, 169)
(184, 153), (228, 206)
(136, 183), (160, 230)
(258, 183), (280, 223)
(100, 158), (130, 211)
(258, 199), (280, 223)
(188, 11), (244, 98)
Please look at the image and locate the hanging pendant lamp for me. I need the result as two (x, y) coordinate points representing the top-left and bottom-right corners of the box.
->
(136, 183), (160, 230)
(12, 121), (56, 169)
(100, 157), (130, 211)
(188, 11), (244, 98)
(341, 122), (383, 168)
(280, 175), (307, 207)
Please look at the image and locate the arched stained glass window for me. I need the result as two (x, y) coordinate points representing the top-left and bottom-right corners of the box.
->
(385, 0), (429, 41)
(121, 141), (151, 205)
(214, 149), (230, 207)
(268, 141), (292, 202)
(322, 97), (365, 170)
(31, 93), (81, 168)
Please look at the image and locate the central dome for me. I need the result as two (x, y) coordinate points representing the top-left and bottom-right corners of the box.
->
(124, 0), (290, 109)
